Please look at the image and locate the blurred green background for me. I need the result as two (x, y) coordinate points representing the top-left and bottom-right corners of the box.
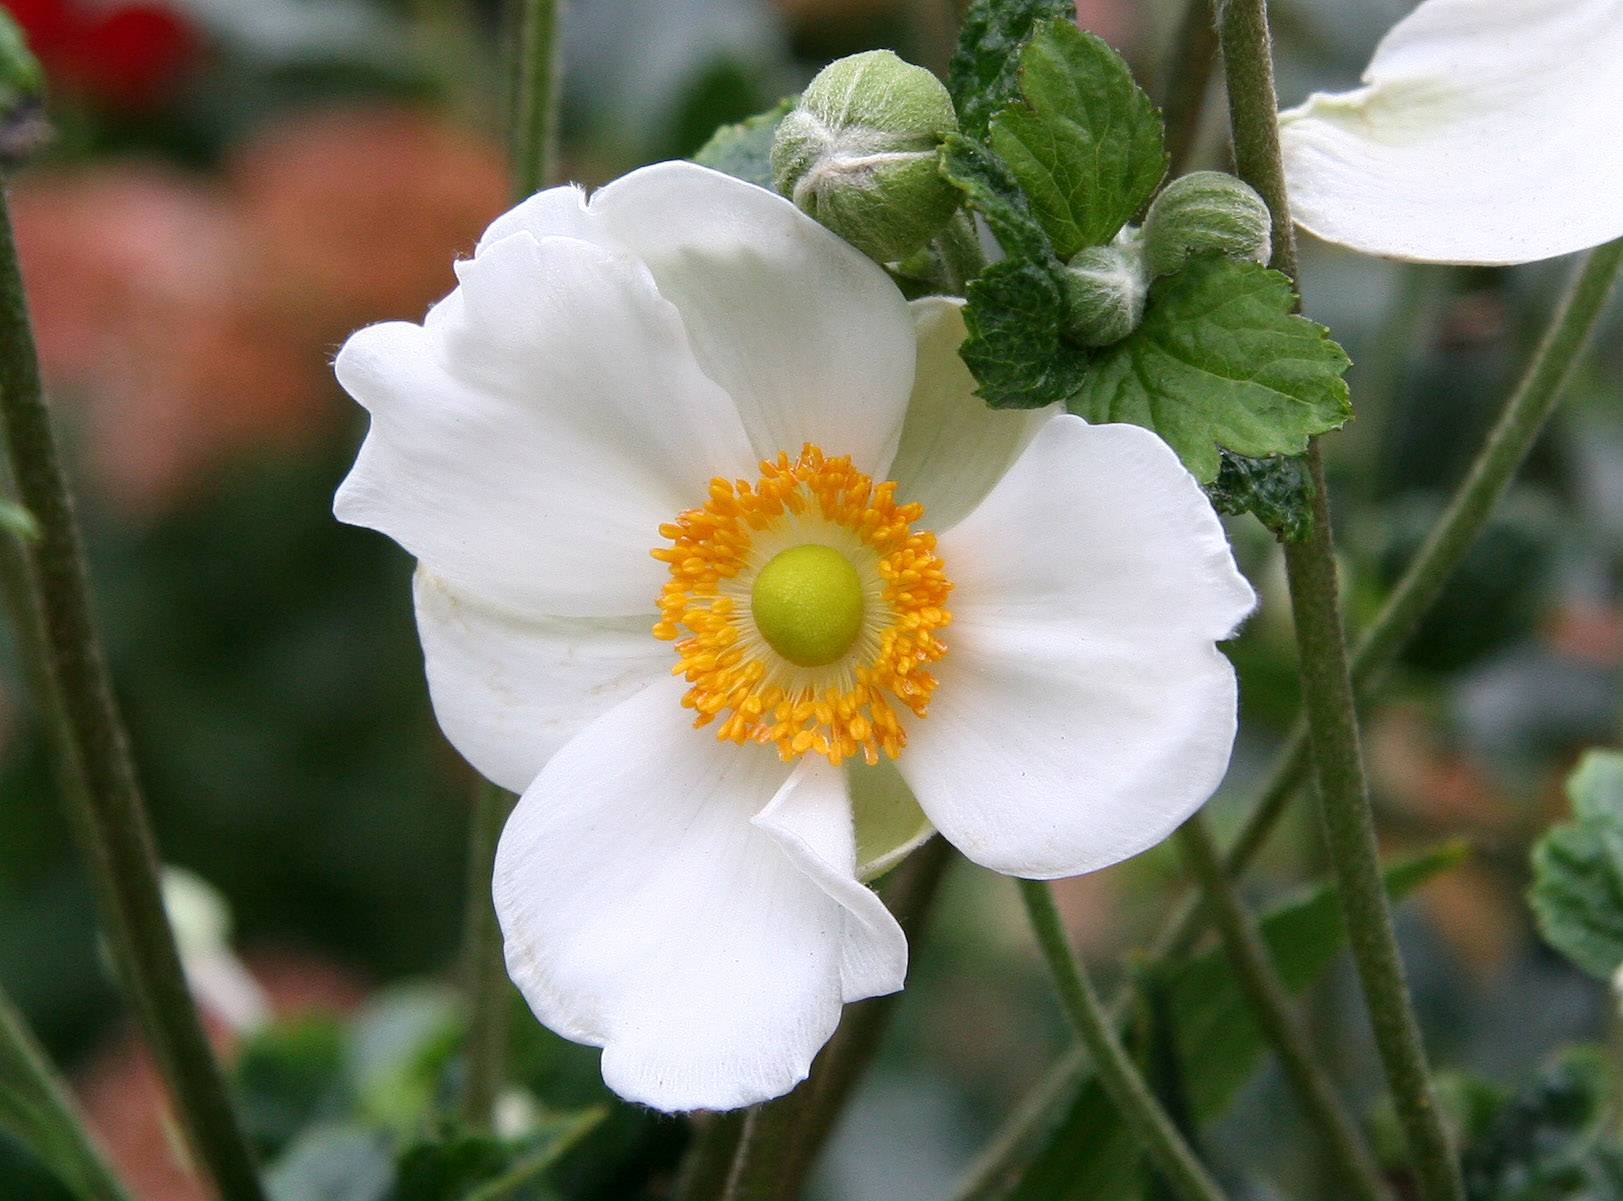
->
(0, 0), (1618, 1197)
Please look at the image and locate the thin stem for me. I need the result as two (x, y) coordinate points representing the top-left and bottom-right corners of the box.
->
(949, 235), (1623, 1201)
(508, 0), (563, 201)
(1175, 815), (1393, 1201)
(0, 986), (133, 1201)
(1017, 879), (1227, 1201)
(455, 0), (565, 1125)
(459, 779), (516, 1128)
(1214, 2), (1463, 1196)
(0, 191), (267, 1200)
(722, 1089), (808, 1201)
(674, 1111), (748, 1201)
(776, 838), (955, 1196)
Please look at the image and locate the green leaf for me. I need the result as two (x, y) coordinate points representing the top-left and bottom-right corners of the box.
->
(961, 259), (1090, 410)
(264, 1125), (394, 1201)
(1069, 256), (1353, 482)
(0, 498), (38, 542)
(938, 133), (1054, 261)
(1009, 842), (1466, 1201)
(689, 98), (796, 190)
(1204, 450), (1315, 542)
(1529, 749), (1623, 979)
(947, 0), (1074, 139)
(988, 19), (1166, 259)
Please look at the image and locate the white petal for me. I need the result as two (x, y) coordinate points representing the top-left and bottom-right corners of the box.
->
(587, 163), (918, 474)
(896, 416), (1254, 878)
(1279, 0), (1623, 265)
(494, 678), (901, 1112)
(753, 757), (908, 1002)
(414, 568), (669, 793)
(888, 298), (1058, 534)
(334, 233), (755, 616)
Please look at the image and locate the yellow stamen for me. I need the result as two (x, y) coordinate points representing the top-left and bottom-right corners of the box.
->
(652, 444), (951, 766)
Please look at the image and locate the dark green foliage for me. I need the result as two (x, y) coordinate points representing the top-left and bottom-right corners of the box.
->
(235, 1015), (352, 1157)
(1206, 450), (1315, 542)
(989, 20), (1166, 258)
(947, 0), (1075, 138)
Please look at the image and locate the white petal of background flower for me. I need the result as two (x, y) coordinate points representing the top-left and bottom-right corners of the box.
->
(1279, 0), (1623, 265)
(887, 298), (1058, 534)
(334, 233), (755, 618)
(481, 163), (920, 475)
(494, 676), (898, 1112)
(899, 416), (1255, 878)
(413, 569), (669, 794)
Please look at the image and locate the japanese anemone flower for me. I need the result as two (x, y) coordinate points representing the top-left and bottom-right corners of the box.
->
(1278, 0), (1623, 265)
(333, 162), (1255, 1112)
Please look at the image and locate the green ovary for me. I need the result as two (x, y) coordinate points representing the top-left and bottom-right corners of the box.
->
(750, 544), (865, 667)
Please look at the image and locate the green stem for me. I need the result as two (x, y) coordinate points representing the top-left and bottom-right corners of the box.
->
(948, 234), (1623, 1201)
(722, 1089), (808, 1201)
(1017, 880), (1227, 1201)
(459, 779), (517, 1128)
(0, 986), (133, 1201)
(1214, 2), (1463, 1197)
(776, 839), (955, 1197)
(0, 191), (267, 1200)
(507, 0), (563, 201)
(1175, 815), (1393, 1201)
(455, 0), (565, 1125)
(674, 1111), (748, 1201)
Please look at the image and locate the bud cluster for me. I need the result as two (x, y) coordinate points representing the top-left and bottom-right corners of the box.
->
(1062, 171), (1273, 347)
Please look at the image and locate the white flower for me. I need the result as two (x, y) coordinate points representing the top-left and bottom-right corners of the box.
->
(1279, 0), (1623, 265)
(332, 162), (1254, 1112)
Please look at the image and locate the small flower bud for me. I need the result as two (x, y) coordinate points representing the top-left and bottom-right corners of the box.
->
(1061, 234), (1149, 347)
(1142, 171), (1272, 279)
(771, 50), (961, 263)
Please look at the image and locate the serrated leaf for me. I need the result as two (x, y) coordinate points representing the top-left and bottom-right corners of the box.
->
(1069, 256), (1352, 482)
(1010, 842), (1465, 1201)
(689, 97), (795, 190)
(938, 133), (1054, 261)
(989, 19), (1166, 259)
(961, 258), (1090, 409)
(1204, 450), (1314, 542)
(947, 0), (1074, 139)
(1529, 749), (1623, 980)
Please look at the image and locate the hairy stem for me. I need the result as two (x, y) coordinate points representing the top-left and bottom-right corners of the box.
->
(508, 0), (563, 201)
(1175, 815), (1393, 1201)
(948, 231), (1623, 1201)
(459, 779), (517, 1128)
(722, 1089), (809, 1201)
(1018, 880), (1228, 1201)
(0, 191), (266, 1200)
(0, 986), (133, 1201)
(1158, 0), (1219, 175)
(1214, 2), (1463, 1197)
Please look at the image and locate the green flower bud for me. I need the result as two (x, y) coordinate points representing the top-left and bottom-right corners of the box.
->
(771, 50), (961, 263)
(1142, 171), (1272, 279)
(1061, 234), (1149, 347)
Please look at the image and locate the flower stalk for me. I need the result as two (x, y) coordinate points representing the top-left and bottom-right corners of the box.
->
(457, 0), (565, 1125)
(1213, 2), (1464, 1198)
(0, 191), (267, 1200)
(1175, 814), (1394, 1201)
(1017, 879), (1227, 1201)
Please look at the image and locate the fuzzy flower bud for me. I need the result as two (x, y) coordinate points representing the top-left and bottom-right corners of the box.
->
(1061, 233), (1149, 347)
(1142, 171), (1272, 279)
(771, 50), (961, 263)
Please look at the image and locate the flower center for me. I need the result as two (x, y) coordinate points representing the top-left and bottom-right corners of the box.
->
(750, 544), (865, 667)
(651, 444), (951, 766)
